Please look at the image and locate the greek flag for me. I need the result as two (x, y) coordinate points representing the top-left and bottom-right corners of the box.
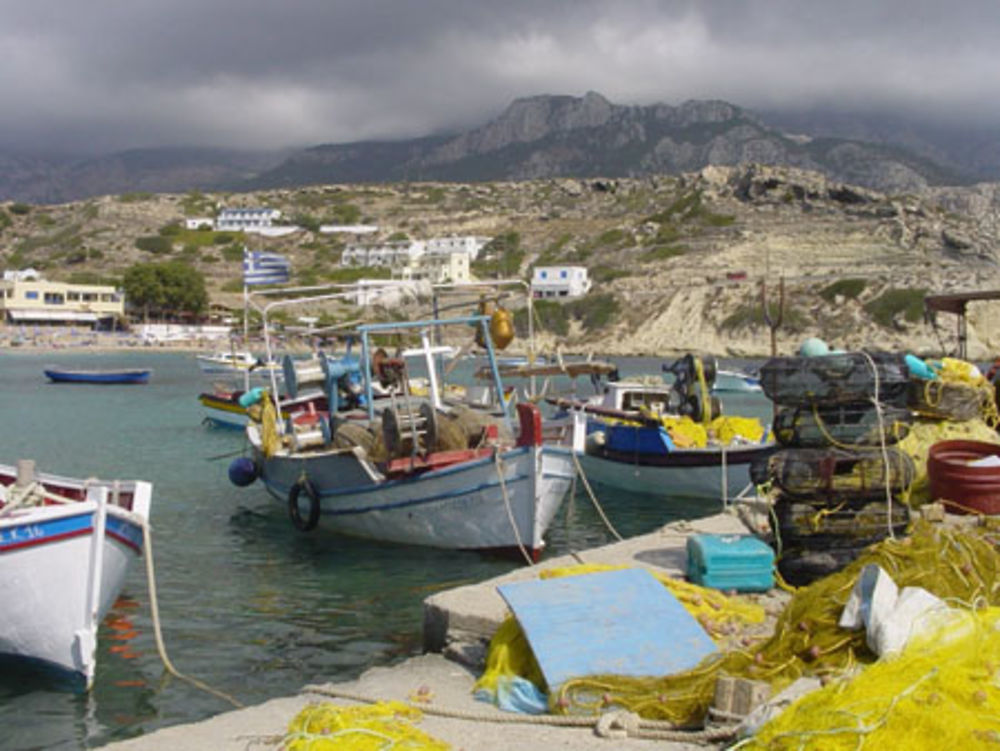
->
(243, 249), (290, 286)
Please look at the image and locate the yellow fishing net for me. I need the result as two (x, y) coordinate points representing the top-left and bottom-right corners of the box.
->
(742, 606), (1000, 750)
(626, 413), (770, 449)
(475, 522), (1000, 728)
(281, 701), (450, 750)
(474, 563), (766, 700)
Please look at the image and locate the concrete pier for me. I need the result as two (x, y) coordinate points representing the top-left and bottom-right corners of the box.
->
(105, 508), (776, 750)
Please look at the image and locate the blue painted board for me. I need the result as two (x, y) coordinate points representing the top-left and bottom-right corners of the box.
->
(497, 568), (717, 690)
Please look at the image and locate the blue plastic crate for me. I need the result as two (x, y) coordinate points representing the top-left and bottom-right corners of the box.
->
(686, 534), (775, 592)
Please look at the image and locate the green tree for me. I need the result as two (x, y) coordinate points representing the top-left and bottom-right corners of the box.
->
(123, 261), (208, 321)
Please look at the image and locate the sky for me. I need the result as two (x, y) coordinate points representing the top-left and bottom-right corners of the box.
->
(2, 0), (998, 155)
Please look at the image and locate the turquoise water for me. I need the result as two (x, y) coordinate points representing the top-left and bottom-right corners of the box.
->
(0, 350), (769, 750)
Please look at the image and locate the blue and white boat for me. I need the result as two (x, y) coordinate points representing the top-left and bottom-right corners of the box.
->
(44, 367), (151, 384)
(0, 460), (153, 688)
(233, 289), (574, 561)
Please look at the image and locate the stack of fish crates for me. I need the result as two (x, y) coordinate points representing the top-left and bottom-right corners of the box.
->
(752, 351), (915, 586)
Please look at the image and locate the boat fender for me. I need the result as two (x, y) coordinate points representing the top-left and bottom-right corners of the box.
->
(227, 457), (259, 487)
(288, 479), (321, 532)
(238, 387), (266, 408)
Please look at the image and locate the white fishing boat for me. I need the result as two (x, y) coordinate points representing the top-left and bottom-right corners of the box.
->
(231, 286), (574, 560)
(713, 368), (763, 393)
(0, 460), (153, 688)
(195, 349), (282, 381)
(551, 355), (774, 501)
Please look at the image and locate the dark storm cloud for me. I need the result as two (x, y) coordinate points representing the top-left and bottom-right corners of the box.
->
(1, 0), (997, 154)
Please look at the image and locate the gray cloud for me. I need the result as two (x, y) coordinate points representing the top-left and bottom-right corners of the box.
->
(1, 0), (998, 154)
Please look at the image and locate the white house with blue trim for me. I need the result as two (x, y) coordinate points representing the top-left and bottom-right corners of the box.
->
(216, 207), (281, 231)
(531, 266), (592, 299)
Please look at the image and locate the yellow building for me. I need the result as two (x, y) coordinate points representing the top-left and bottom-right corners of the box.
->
(0, 278), (125, 328)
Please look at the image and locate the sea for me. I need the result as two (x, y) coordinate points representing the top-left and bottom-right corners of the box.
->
(0, 349), (770, 751)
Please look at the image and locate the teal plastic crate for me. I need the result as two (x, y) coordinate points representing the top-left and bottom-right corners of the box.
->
(686, 534), (775, 592)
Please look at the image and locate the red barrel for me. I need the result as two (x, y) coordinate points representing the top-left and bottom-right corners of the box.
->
(927, 440), (1000, 514)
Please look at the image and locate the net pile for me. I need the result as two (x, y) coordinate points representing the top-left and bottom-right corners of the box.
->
(281, 701), (450, 750)
(542, 522), (1000, 726)
(742, 606), (1000, 750)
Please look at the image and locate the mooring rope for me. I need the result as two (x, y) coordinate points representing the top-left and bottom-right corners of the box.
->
(140, 518), (244, 708)
(494, 450), (535, 567)
(299, 684), (738, 742)
(570, 451), (623, 541)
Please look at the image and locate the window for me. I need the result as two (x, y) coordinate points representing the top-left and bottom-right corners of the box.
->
(67, 292), (80, 301)
(44, 292), (65, 305)
(540, 271), (547, 279)
(560, 270), (568, 278)
(25, 291), (38, 300)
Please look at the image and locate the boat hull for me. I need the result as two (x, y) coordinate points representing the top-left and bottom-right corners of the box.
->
(251, 438), (574, 556)
(0, 479), (149, 688)
(577, 443), (774, 500)
(44, 369), (150, 384)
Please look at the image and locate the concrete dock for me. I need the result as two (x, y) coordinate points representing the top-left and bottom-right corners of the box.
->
(106, 508), (777, 750)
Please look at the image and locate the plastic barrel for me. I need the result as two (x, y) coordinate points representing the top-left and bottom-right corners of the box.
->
(927, 440), (1000, 515)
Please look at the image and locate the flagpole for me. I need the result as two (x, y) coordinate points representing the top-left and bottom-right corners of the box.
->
(243, 244), (250, 392)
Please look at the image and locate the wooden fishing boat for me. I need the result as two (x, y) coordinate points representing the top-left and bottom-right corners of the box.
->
(550, 355), (774, 500)
(231, 295), (574, 560)
(0, 460), (153, 688)
(44, 367), (151, 384)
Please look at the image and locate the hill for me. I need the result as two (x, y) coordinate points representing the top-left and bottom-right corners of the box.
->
(1, 163), (999, 358)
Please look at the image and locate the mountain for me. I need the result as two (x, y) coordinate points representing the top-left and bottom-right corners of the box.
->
(1, 93), (994, 204)
(245, 92), (971, 194)
(0, 147), (287, 204)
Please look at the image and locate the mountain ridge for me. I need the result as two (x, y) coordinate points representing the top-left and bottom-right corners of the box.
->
(2, 92), (995, 204)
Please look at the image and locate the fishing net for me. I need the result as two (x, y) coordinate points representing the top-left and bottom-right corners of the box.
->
(616, 413), (770, 449)
(544, 521), (1000, 726)
(742, 606), (1000, 750)
(281, 701), (450, 750)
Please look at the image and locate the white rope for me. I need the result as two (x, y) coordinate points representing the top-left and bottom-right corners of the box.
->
(494, 451), (536, 566)
(299, 685), (738, 742)
(859, 350), (896, 540)
(570, 451), (623, 542)
(139, 518), (244, 708)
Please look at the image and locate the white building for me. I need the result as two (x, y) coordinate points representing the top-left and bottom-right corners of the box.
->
(398, 251), (471, 284)
(216, 207), (281, 232)
(531, 266), (592, 299)
(319, 224), (380, 235)
(342, 240), (423, 268)
(2, 268), (41, 282)
(185, 217), (214, 230)
(425, 236), (489, 261)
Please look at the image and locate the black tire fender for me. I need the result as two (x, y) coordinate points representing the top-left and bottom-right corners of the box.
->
(288, 479), (321, 532)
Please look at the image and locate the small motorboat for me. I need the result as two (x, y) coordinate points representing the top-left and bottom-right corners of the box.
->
(44, 368), (151, 384)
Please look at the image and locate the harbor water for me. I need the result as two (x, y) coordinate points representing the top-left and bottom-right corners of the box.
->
(0, 350), (769, 751)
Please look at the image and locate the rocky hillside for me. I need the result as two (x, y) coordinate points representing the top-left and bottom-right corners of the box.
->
(2, 163), (1000, 358)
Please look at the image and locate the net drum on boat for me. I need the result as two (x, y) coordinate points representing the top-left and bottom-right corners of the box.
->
(772, 402), (913, 448)
(758, 352), (910, 407)
(752, 447), (916, 500)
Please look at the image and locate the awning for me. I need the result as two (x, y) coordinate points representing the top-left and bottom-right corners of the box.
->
(6, 309), (102, 322)
(924, 290), (1000, 316)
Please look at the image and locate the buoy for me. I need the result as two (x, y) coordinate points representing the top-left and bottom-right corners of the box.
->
(228, 457), (258, 487)
(799, 337), (830, 357)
